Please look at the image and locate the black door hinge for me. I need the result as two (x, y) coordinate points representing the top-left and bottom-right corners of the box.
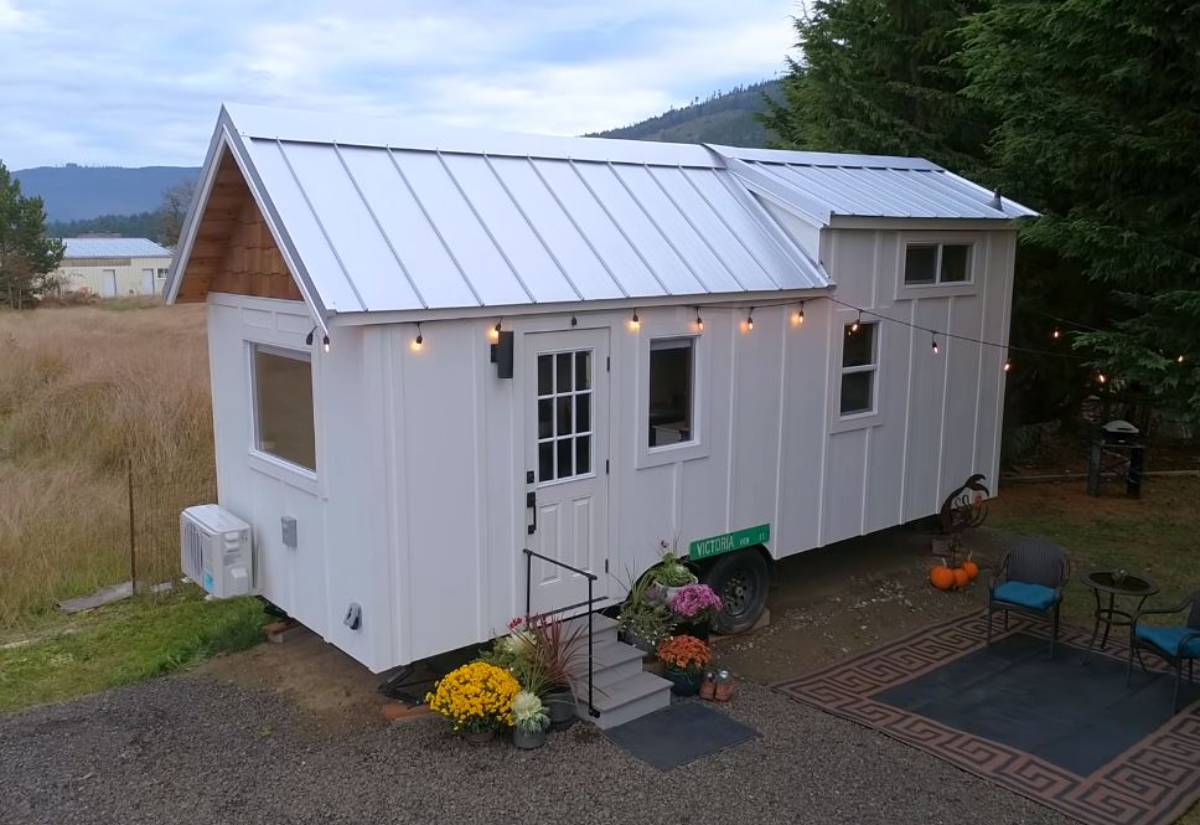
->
(604, 559), (609, 574)
(605, 459), (610, 474)
(606, 355), (610, 372)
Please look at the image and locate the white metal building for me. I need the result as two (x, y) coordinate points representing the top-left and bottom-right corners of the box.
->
(55, 237), (173, 296)
(167, 104), (1033, 681)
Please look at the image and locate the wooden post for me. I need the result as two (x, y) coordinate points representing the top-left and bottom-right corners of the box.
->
(127, 457), (137, 594)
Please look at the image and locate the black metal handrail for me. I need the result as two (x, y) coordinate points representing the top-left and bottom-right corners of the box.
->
(522, 548), (600, 718)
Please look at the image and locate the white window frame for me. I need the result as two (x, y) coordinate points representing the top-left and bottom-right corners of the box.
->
(895, 231), (984, 300)
(246, 341), (319, 491)
(829, 309), (885, 433)
(636, 314), (710, 469)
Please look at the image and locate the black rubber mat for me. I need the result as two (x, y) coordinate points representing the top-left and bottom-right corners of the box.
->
(603, 699), (759, 770)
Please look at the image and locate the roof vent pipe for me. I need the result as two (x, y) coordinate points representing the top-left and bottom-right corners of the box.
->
(990, 189), (1003, 211)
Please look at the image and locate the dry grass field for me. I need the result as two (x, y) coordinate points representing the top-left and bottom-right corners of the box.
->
(0, 300), (214, 627)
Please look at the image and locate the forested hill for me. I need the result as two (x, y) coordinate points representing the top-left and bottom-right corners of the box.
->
(14, 164), (200, 223)
(590, 80), (782, 147)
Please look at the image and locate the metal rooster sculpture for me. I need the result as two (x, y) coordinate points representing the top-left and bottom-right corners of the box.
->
(939, 473), (990, 541)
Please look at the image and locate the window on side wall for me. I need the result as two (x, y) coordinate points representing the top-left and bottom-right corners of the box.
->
(904, 243), (972, 285)
(648, 337), (694, 448)
(839, 322), (877, 416)
(252, 345), (316, 471)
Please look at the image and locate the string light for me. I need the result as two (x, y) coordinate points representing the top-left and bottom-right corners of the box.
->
(850, 311), (862, 334)
(792, 302), (805, 327)
(931, 333), (940, 355)
(411, 322), (424, 352)
(746, 307), (755, 332)
(322, 335), (330, 354)
(1052, 328), (1062, 340)
(1178, 354), (1186, 364)
(629, 311), (640, 332)
(1097, 372), (1107, 385)
(695, 308), (704, 332)
(570, 315), (578, 327)
(489, 320), (502, 342)
(1003, 359), (1012, 372)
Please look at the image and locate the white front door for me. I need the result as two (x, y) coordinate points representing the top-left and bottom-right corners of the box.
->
(101, 270), (117, 297)
(523, 328), (609, 616)
(141, 268), (155, 295)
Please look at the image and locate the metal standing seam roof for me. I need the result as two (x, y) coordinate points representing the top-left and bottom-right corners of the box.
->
(61, 237), (173, 259)
(171, 104), (1034, 320)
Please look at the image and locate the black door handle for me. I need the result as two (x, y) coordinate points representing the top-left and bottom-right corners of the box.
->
(526, 491), (537, 535)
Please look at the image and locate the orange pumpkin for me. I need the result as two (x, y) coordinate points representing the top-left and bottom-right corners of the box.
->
(930, 566), (955, 591)
(962, 560), (980, 581)
(953, 568), (970, 589)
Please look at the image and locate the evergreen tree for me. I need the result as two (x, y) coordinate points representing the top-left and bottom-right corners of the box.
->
(761, 0), (994, 175)
(0, 161), (63, 309)
(962, 0), (1200, 421)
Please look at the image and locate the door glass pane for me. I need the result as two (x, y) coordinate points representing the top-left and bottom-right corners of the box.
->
(904, 245), (937, 284)
(556, 353), (572, 393)
(575, 435), (591, 475)
(538, 399), (553, 439)
(538, 441), (553, 482)
(556, 396), (572, 436)
(538, 354), (552, 396)
(556, 438), (573, 479)
(576, 351), (591, 390)
(575, 393), (590, 433)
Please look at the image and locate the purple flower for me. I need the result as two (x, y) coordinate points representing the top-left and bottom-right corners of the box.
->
(669, 584), (723, 620)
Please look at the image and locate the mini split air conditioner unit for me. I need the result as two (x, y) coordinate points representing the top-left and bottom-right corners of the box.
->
(180, 504), (254, 598)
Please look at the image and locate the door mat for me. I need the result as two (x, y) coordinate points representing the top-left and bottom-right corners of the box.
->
(775, 612), (1200, 825)
(604, 700), (759, 770)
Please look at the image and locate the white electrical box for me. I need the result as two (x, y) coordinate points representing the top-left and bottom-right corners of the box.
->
(180, 505), (254, 598)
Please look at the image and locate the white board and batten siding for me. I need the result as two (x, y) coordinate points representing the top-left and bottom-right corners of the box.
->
(176, 104), (1032, 674)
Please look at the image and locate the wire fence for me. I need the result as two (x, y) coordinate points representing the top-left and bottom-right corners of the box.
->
(126, 459), (217, 595)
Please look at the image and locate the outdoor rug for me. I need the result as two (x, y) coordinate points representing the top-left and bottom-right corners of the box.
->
(604, 700), (759, 770)
(775, 613), (1200, 825)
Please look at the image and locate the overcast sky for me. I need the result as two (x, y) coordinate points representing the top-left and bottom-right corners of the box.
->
(0, 0), (799, 170)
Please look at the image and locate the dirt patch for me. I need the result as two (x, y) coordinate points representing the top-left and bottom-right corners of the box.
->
(197, 627), (387, 732)
(715, 521), (996, 683)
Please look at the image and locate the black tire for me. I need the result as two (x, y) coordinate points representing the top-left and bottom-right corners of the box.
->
(702, 549), (769, 635)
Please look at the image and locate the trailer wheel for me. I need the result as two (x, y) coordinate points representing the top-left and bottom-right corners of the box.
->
(703, 549), (769, 635)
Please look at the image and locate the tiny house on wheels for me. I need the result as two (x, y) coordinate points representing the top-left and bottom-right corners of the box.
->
(167, 104), (1032, 723)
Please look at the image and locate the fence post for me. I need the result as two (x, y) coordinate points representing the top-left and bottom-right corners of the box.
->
(127, 457), (137, 594)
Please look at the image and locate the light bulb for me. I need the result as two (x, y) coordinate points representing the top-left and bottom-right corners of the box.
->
(851, 312), (861, 334)
(1177, 354), (1185, 364)
(1003, 360), (1012, 372)
(322, 335), (330, 353)
(411, 324), (424, 352)
(1098, 372), (1107, 384)
(1052, 329), (1062, 340)
(792, 304), (805, 327)
(931, 335), (939, 355)
(489, 321), (501, 342)
(695, 312), (704, 332)
(746, 312), (754, 332)
(629, 311), (640, 332)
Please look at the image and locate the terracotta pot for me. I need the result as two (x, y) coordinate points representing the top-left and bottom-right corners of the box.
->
(512, 726), (547, 750)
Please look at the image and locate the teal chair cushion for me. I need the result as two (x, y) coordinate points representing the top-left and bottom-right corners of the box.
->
(1135, 625), (1200, 659)
(993, 581), (1059, 612)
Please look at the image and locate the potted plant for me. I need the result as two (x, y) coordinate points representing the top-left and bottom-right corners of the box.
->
(648, 549), (698, 604)
(525, 613), (586, 730)
(656, 635), (713, 696)
(618, 573), (673, 652)
(668, 583), (723, 640)
(426, 661), (520, 743)
(511, 690), (551, 749)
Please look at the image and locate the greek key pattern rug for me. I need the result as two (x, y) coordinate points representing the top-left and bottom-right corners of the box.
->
(774, 613), (1200, 825)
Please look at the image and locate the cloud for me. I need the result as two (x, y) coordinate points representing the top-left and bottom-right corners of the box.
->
(0, 0), (799, 169)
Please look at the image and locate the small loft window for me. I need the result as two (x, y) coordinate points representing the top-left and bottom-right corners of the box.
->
(904, 243), (972, 285)
(253, 345), (316, 471)
(648, 338), (694, 448)
(840, 323), (877, 416)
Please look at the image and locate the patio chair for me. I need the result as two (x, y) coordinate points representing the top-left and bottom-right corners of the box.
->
(1127, 591), (1199, 713)
(987, 538), (1071, 657)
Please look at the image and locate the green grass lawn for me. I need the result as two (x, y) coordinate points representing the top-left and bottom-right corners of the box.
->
(989, 476), (1199, 626)
(0, 591), (267, 713)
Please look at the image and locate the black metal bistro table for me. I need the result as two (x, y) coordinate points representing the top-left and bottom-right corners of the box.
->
(1082, 570), (1158, 661)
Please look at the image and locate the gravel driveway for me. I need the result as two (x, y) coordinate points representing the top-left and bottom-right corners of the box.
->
(1, 673), (1065, 825)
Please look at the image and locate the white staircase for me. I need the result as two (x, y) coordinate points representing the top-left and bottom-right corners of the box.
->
(564, 613), (671, 729)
